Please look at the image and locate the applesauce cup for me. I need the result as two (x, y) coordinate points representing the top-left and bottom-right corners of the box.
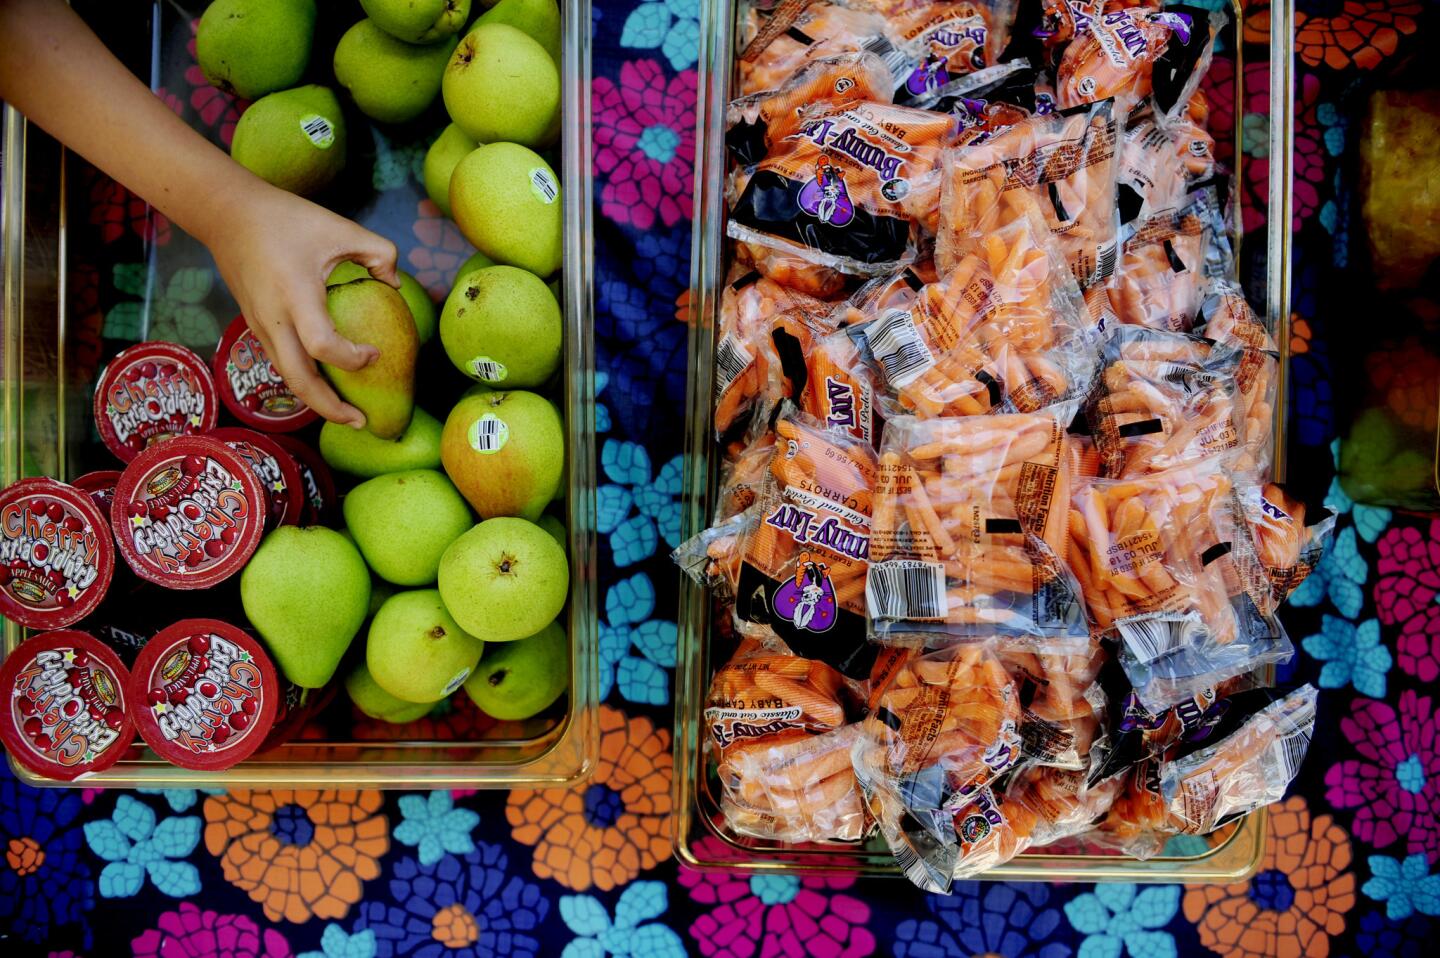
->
(0, 0), (597, 788)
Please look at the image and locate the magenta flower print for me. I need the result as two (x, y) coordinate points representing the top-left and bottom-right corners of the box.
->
(678, 837), (875, 958)
(131, 902), (292, 958)
(1375, 519), (1440, 682)
(183, 21), (248, 147)
(1325, 690), (1440, 864)
(593, 60), (697, 230)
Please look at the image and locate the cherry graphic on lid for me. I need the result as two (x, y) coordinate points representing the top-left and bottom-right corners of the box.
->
(127, 502), (147, 519)
(139, 362), (157, 379)
(182, 455), (205, 476)
(149, 504), (170, 522)
(182, 502), (202, 521)
(184, 551), (204, 568)
(45, 502), (64, 522)
(33, 733), (52, 750)
(187, 634), (210, 654)
(61, 699), (81, 718)
(147, 689), (166, 706)
(63, 515), (84, 534)
(204, 540), (225, 559)
(212, 725), (230, 745)
(23, 718), (42, 738)
(57, 593), (74, 609)
(198, 681), (218, 698)
(220, 526), (237, 545)
(0, 567), (11, 586)
(169, 688), (189, 706)
(104, 709), (124, 730)
(32, 542), (48, 563)
(241, 697), (258, 715)
(16, 697), (34, 716)
(124, 366), (142, 383)
(89, 703), (105, 720)
(229, 713), (249, 731)
(72, 651), (89, 667)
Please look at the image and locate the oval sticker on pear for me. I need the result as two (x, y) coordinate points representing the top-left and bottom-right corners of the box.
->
(469, 414), (510, 454)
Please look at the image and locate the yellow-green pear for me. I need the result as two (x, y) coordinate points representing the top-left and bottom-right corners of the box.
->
(197, 0), (316, 100)
(327, 263), (437, 343)
(438, 518), (568, 641)
(343, 469), (473, 585)
(450, 143), (561, 277)
(367, 589), (484, 703)
(230, 85), (345, 195)
(440, 265), (561, 387)
(442, 23), (558, 147)
(464, 620), (567, 719)
(424, 124), (477, 216)
(320, 408), (443, 476)
(334, 19), (456, 124)
(323, 279), (419, 439)
(474, 0), (560, 63)
(441, 389), (562, 520)
(361, 0), (471, 43)
(345, 661), (431, 722)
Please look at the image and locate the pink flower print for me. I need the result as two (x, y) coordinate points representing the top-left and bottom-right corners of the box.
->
(408, 199), (476, 302)
(593, 60), (697, 230)
(1325, 690), (1440, 864)
(183, 21), (247, 146)
(86, 169), (171, 246)
(131, 903), (292, 958)
(678, 837), (875, 958)
(1375, 519), (1440, 682)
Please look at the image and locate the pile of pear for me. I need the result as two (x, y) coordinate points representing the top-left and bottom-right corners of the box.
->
(196, 0), (571, 725)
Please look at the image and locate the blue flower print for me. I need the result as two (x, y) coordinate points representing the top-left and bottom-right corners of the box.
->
(1302, 615), (1392, 697)
(1323, 438), (1391, 543)
(600, 572), (678, 705)
(560, 880), (687, 958)
(0, 762), (94, 946)
(1063, 884), (1180, 958)
(598, 440), (684, 566)
(1363, 853), (1440, 921)
(1290, 525), (1366, 618)
(1317, 102), (1347, 157)
(135, 787), (223, 814)
(82, 794), (201, 899)
(621, 0), (701, 71)
(393, 791), (480, 867)
(353, 842), (549, 958)
(894, 881), (1071, 958)
(1354, 906), (1431, 958)
(299, 924), (378, 958)
(596, 370), (612, 434)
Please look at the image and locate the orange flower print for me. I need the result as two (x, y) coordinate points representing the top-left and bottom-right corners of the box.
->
(1183, 796), (1356, 958)
(1248, 1), (1422, 71)
(203, 790), (389, 924)
(1290, 315), (1312, 356)
(506, 705), (672, 891)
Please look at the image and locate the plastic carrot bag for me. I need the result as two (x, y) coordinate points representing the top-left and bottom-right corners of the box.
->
(736, 240), (851, 299)
(1106, 187), (1231, 332)
(727, 100), (958, 277)
(673, 509), (757, 599)
(1116, 107), (1217, 225)
(737, 2), (900, 97)
(1056, 6), (1220, 117)
(1082, 326), (1244, 477)
(1159, 684), (1317, 835)
(854, 214), (1095, 418)
(880, 0), (1019, 104)
(1232, 481), (1334, 616)
(704, 642), (869, 842)
(867, 408), (1093, 646)
(733, 409), (879, 678)
(1089, 756), (1170, 858)
(928, 61), (1042, 144)
(1197, 281), (1280, 477)
(791, 327), (886, 445)
(716, 431), (778, 522)
(1009, 763), (1123, 846)
(936, 99), (1122, 289)
(727, 51), (896, 169)
(1000, 641), (1108, 770)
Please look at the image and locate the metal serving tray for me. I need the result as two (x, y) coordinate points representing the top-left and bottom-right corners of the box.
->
(0, 0), (598, 788)
(674, 0), (1294, 880)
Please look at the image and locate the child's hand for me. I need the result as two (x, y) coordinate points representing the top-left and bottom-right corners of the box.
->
(208, 183), (400, 429)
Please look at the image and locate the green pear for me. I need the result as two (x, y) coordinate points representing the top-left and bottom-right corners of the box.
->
(343, 469), (473, 585)
(320, 407), (443, 476)
(474, 0), (560, 63)
(536, 513), (566, 551)
(442, 24), (558, 147)
(440, 265), (561, 387)
(197, 0), (316, 100)
(464, 620), (567, 719)
(456, 249), (496, 277)
(438, 517), (568, 641)
(345, 661), (431, 722)
(441, 389), (563, 520)
(450, 143), (561, 277)
(360, 0), (471, 43)
(324, 279), (419, 439)
(334, 19), (456, 124)
(328, 264), (437, 343)
(424, 124), (477, 216)
(367, 589), (484, 702)
(230, 85), (345, 195)
(368, 575), (396, 618)
(241, 526), (371, 688)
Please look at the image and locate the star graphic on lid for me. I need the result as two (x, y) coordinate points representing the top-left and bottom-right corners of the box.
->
(82, 749), (96, 763)
(129, 513), (149, 529)
(269, 479), (285, 494)
(188, 413), (204, 427)
(62, 649), (77, 665)
(152, 701), (170, 716)
(67, 585), (81, 599)
(238, 651), (253, 664)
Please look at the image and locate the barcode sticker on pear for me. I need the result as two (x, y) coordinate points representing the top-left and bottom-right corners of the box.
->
(442, 667), (472, 697)
(529, 168), (559, 204)
(468, 356), (508, 384)
(299, 114), (336, 149)
(468, 414), (509, 454)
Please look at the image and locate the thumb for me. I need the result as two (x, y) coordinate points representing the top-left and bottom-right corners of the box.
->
(345, 226), (400, 288)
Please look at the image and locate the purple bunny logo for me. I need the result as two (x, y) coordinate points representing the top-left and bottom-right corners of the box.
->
(905, 52), (952, 97)
(797, 156), (855, 227)
(772, 551), (838, 632)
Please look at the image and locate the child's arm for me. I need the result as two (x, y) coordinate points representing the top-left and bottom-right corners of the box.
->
(0, 0), (395, 428)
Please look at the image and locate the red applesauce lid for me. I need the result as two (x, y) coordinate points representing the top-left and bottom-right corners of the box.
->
(0, 477), (116, 630)
(111, 435), (267, 589)
(209, 427), (305, 530)
(0, 630), (136, 781)
(270, 434), (336, 526)
(71, 470), (123, 520)
(128, 618), (278, 771)
(213, 315), (318, 432)
(94, 341), (220, 463)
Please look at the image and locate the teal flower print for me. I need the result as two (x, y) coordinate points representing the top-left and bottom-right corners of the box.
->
(1064, 884), (1180, 958)
(1362, 853), (1440, 921)
(1302, 615), (1392, 697)
(1290, 526), (1367, 618)
(82, 795), (201, 899)
(103, 263), (222, 350)
(560, 881), (687, 958)
(600, 572), (677, 705)
(393, 791), (479, 867)
(598, 440), (683, 566)
(621, 0), (701, 71)
(1323, 438), (1391, 543)
(136, 788), (223, 813)
(299, 924), (378, 958)
(596, 370), (612, 433)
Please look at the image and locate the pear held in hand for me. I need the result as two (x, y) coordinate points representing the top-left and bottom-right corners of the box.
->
(324, 278), (419, 439)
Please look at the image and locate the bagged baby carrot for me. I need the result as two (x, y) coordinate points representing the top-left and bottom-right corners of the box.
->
(866, 407), (1092, 646)
(1159, 684), (1317, 835)
(727, 101), (958, 276)
(1055, 6), (1220, 117)
(736, 239), (851, 299)
(1000, 642), (1108, 770)
(1106, 186), (1231, 332)
(1116, 108), (1217, 225)
(1197, 281), (1280, 477)
(738, 2), (901, 97)
(936, 98), (1122, 289)
(793, 327), (885, 445)
(928, 60), (1042, 144)
(1232, 481), (1334, 616)
(1010, 763), (1124, 846)
(853, 213), (1095, 418)
(733, 408), (879, 678)
(1089, 756), (1170, 859)
(673, 509), (756, 599)
(880, 0), (1018, 104)
(716, 430), (778, 522)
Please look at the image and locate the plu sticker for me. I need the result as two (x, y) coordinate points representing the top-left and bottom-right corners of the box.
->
(529, 167), (559, 204)
(468, 414), (510, 454)
(300, 114), (336, 149)
(441, 667), (471, 697)
(468, 356), (508, 384)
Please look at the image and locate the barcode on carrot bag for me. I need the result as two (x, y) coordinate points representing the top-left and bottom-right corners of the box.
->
(1271, 723), (1311, 780)
(1117, 614), (1204, 664)
(868, 560), (948, 621)
(714, 334), (754, 398)
(864, 309), (934, 388)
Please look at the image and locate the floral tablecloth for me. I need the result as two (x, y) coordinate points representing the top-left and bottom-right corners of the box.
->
(6, 1), (1440, 956)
